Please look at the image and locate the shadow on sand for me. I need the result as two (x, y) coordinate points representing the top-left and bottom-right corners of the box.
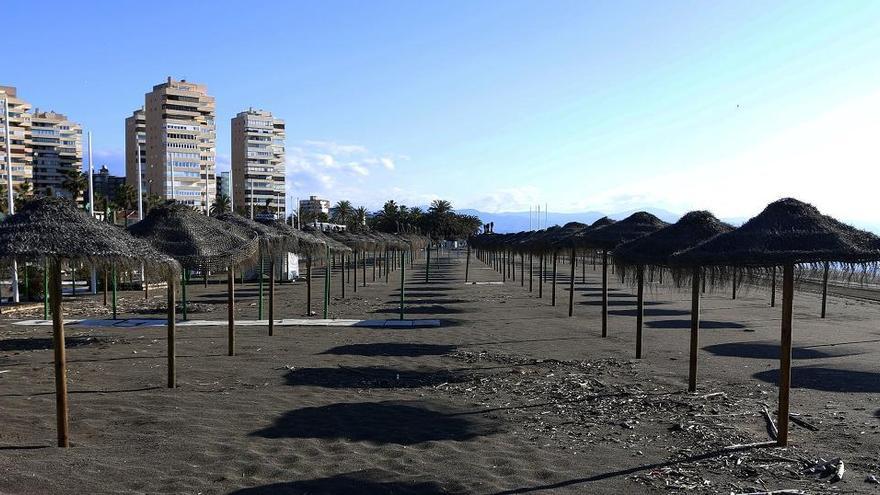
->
(754, 366), (880, 392)
(228, 471), (452, 495)
(0, 336), (112, 352)
(608, 308), (689, 317)
(647, 320), (746, 330)
(250, 400), (498, 444)
(373, 305), (467, 315)
(706, 342), (856, 360)
(320, 343), (456, 357)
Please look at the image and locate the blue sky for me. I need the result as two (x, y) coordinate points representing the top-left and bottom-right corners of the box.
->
(5, 0), (880, 225)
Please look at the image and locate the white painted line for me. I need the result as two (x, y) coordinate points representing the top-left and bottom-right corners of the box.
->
(12, 318), (442, 328)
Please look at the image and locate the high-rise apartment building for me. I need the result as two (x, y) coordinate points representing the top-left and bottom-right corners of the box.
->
(124, 108), (146, 196)
(144, 77), (216, 210)
(216, 170), (231, 199)
(231, 109), (285, 219)
(0, 86), (33, 193)
(31, 110), (82, 198)
(299, 195), (330, 217)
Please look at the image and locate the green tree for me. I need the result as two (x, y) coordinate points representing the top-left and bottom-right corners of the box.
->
(61, 169), (88, 206)
(114, 183), (137, 225)
(13, 181), (32, 210)
(211, 194), (231, 216)
(330, 200), (353, 225)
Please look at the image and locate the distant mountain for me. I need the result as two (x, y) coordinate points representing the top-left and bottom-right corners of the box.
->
(457, 208), (682, 233)
(453, 208), (880, 235)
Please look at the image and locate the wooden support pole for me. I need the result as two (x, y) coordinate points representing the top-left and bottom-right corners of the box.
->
(353, 252), (358, 293)
(399, 250), (406, 320)
(323, 246), (330, 319)
(341, 254), (346, 298)
(228, 266), (235, 355)
(636, 265), (644, 359)
(568, 248), (575, 317)
(601, 249), (608, 338)
(465, 244), (471, 282)
(821, 262), (829, 318)
(551, 252), (558, 306)
(732, 270), (737, 300)
(425, 245), (431, 283)
(688, 267), (700, 392)
(268, 259), (275, 336)
(167, 276), (176, 389)
(49, 260), (69, 448)
(778, 263), (794, 447)
(362, 249), (366, 287)
(306, 257), (312, 316)
(771, 266), (776, 307)
(372, 251), (376, 282)
(538, 254), (543, 298)
(529, 253), (533, 292)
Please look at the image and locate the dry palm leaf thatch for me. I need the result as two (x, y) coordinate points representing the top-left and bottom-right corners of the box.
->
(573, 212), (668, 251)
(305, 228), (353, 254)
(215, 211), (292, 255)
(670, 198), (880, 284)
(325, 229), (378, 252)
(614, 211), (733, 283)
(0, 196), (179, 279)
(398, 232), (430, 250)
(550, 216), (617, 252)
(257, 219), (326, 257)
(670, 197), (880, 448)
(128, 202), (259, 271)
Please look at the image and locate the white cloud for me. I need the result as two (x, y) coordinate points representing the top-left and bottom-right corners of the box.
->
(285, 140), (404, 208)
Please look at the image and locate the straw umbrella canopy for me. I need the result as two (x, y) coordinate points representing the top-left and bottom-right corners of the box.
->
(129, 203), (259, 357)
(553, 218), (618, 317)
(0, 197), (180, 447)
(575, 212), (669, 337)
(215, 211), (292, 341)
(671, 198), (880, 446)
(613, 211), (733, 367)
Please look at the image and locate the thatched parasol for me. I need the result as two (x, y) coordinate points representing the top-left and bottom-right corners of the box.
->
(613, 211), (733, 371)
(574, 212), (669, 337)
(555, 217), (619, 317)
(215, 211), (291, 341)
(671, 198), (880, 446)
(0, 197), (180, 447)
(129, 203), (258, 356)
(258, 220), (327, 316)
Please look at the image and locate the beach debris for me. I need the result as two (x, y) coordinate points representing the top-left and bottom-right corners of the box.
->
(761, 406), (778, 440)
(865, 474), (880, 484)
(803, 457), (846, 482)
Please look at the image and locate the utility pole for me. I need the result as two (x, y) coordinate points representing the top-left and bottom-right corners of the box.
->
(2, 92), (19, 303)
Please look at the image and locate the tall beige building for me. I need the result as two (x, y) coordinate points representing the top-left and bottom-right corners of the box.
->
(144, 77), (216, 210)
(231, 109), (285, 218)
(31, 110), (82, 197)
(124, 108), (146, 196)
(0, 86), (33, 193)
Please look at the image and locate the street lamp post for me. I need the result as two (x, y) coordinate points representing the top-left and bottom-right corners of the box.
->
(2, 93), (19, 303)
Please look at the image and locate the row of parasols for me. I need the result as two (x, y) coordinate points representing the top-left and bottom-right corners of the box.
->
(0, 197), (430, 448)
(468, 198), (880, 447)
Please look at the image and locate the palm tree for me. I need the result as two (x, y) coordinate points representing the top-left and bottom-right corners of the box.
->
(210, 194), (231, 216)
(14, 181), (32, 210)
(62, 169), (88, 207)
(114, 183), (137, 225)
(331, 200), (354, 225)
(355, 206), (368, 226)
(429, 199), (453, 216)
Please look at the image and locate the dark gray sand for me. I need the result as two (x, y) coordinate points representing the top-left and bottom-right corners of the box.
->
(2, 250), (879, 493)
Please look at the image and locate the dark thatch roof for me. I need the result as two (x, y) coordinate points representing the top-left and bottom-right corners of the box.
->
(554, 217), (618, 250)
(257, 219), (326, 257)
(614, 211), (733, 268)
(215, 212), (289, 254)
(128, 202), (259, 271)
(572, 212), (668, 250)
(671, 198), (880, 268)
(305, 228), (353, 254)
(0, 197), (179, 278)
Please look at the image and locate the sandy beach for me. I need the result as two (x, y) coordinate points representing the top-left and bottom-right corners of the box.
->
(1, 249), (879, 494)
